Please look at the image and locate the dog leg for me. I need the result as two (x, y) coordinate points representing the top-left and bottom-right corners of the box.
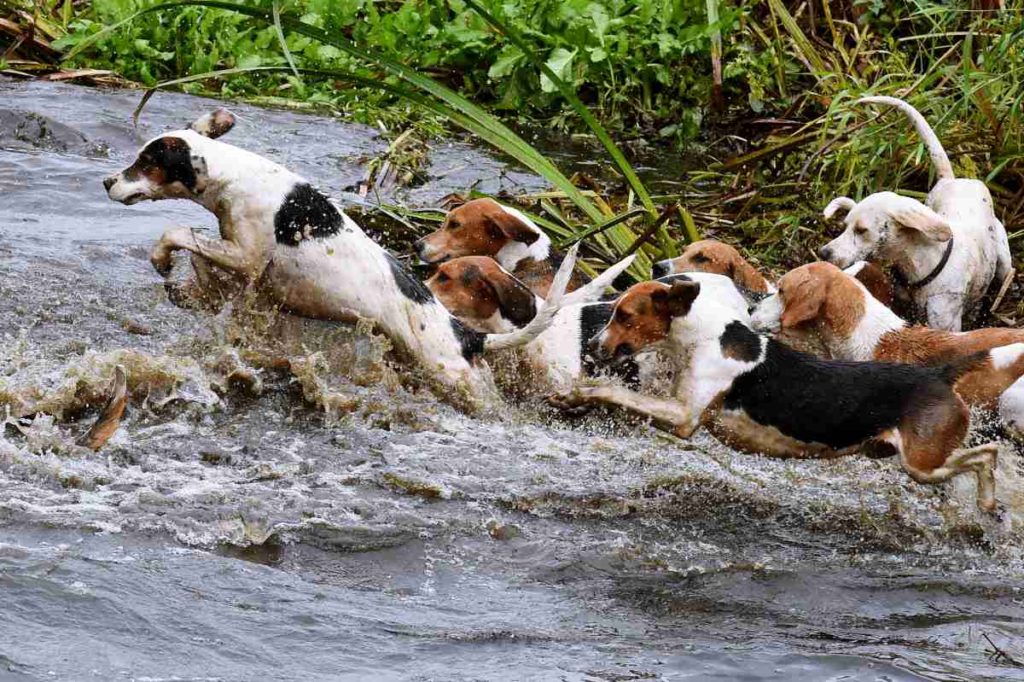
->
(900, 443), (1000, 513)
(151, 225), (270, 281)
(550, 384), (699, 437)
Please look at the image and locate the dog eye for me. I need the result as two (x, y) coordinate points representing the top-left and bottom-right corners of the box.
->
(854, 226), (868, 235)
(615, 310), (631, 323)
(691, 253), (709, 263)
(447, 220), (460, 231)
(436, 272), (450, 283)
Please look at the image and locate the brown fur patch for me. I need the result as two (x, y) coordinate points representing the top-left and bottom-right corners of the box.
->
(777, 262), (865, 337)
(667, 240), (771, 293)
(850, 262), (894, 307)
(876, 326), (1024, 408)
(416, 198), (532, 262)
(899, 391), (970, 474)
(426, 256), (536, 332)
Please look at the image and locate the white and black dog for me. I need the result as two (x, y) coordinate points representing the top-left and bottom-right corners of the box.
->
(103, 109), (631, 406)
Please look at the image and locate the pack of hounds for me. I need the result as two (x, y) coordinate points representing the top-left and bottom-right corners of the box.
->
(103, 97), (1024, 516)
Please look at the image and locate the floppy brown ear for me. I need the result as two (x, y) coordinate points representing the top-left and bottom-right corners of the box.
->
(729, 256), (770, 293)
(891, 201), (952, 241)
(189, 108), (236, 139)
(486, 208), (540, 245)
(850, 262), (894, 307)
(489, 269), (537, 326)
(652, 280), (700, 318)
(780, 276), (826, 328)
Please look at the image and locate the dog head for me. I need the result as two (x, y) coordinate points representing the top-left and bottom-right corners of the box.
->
(414, 198), (543, 266)
(590, 279), (700, 363)
(425, 256), (538, 333)
(651, 239), (771, 292)
(103, 108), (237, 205)
(751, 261), (866, 337)
(818, 191), (951, 268)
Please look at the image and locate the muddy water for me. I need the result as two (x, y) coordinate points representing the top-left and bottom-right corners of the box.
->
(1, 78), (1023, 681)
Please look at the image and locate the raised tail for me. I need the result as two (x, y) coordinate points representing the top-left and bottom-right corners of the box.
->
(484, 247), (636, 352)
(858, 96), (954, 181)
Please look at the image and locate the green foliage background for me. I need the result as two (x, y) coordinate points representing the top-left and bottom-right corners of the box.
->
(19, 0), (1024, 277)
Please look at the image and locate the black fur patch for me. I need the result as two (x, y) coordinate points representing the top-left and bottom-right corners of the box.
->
(274, 183), (344, 245)
(720, 321), (762, 362)
(451, 318), (485, 360)
(384, 252), (435, 304)
(131, 137), (198, 190)
(655, 273), (693, 285)
(723, 333), (955, 449)
(579, 303), (639, 385)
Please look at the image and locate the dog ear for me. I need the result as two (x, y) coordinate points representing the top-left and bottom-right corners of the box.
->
(729, 254), (769, 293)
(891, 201), (952, 242)
(848, 261), (894, 307)
(489, 268), (537, 327)
(486, 208), (540, 246)
(780, 274), (826, 328)
(823, 197), (856, 220)
(189, 108), (236, 139)
(653, 280), (701, 318)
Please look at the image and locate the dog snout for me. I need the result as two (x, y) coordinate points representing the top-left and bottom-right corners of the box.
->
(651, 261), (670, 279)
(103, 175), (117, 192)
(817, 245), (833, 262)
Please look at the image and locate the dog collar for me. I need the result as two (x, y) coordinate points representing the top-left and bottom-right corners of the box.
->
(893, 238), (953, 290)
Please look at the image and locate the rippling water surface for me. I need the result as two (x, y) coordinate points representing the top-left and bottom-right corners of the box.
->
(1, 78), (1023, 681)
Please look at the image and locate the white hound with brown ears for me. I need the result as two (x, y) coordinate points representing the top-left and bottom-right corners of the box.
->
(818, 96), (1012, 331)
(551, 277), (1004, 514)
(750, 261), (1024, 438)
(103, 108), (632, 407)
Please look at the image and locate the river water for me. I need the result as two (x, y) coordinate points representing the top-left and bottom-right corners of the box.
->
(1, 78), (1023, 681)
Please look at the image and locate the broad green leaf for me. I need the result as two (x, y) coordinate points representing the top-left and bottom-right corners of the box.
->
(540, 47), (576, 93)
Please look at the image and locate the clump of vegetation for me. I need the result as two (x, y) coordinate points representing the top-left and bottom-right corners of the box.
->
(4, 1), (1024, 292)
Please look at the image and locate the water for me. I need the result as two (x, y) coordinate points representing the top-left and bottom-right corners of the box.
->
(1, 78), (1023, 681)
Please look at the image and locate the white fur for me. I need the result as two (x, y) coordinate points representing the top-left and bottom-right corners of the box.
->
(494, 204), (551, 271)
(990, 343), (1024, 371)
(820, 98), (1011, 331)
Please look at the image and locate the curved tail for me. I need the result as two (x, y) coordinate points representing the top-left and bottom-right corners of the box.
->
(858, 96), (954, 181)
(77, 365), (128, 451)
(485, 246), (636, 352)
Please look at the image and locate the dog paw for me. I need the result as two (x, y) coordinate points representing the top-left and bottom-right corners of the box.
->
(547, 389), (594, 416)
(150, 245), (175, 277)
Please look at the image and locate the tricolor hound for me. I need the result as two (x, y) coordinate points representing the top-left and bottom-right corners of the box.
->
(552, 278), (1002, 513)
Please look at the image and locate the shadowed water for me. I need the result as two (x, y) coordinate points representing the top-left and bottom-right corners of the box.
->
(1, 78), (1023, 681)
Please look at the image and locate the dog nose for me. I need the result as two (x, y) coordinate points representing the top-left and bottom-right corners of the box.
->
(651, 261), (669, 279)
(413, 239), (426, 258)
(102, 175), (116, 191)
(818, 245), (833, 262)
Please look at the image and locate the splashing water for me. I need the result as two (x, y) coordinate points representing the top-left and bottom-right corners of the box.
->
(1, 78), (1024, 681)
